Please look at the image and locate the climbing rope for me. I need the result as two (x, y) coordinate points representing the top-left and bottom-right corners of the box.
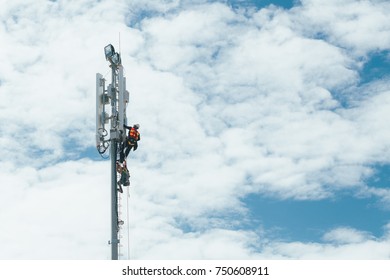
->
(126, 181), (130, 259)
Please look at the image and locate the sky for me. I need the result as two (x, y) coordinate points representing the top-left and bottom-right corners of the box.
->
(0, 0), (390, 259)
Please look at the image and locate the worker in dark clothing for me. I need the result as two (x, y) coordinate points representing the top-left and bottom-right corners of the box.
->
(120, 124), (140, 162)
(116, 160), (130, 193)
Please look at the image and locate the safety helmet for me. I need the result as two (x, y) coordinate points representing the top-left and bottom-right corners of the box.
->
(133, 124), (140, 129)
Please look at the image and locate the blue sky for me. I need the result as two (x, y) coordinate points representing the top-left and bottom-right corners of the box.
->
(1, 0), (390, 259)
(226, 0), (295, 9)
(360, 50), (390, 84)
(245, 193), (389, 242)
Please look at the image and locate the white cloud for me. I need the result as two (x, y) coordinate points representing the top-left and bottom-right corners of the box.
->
(323, 227), (373, 244)
(296, 0), (390, 55)
(0, 160), (110, 259)
(132, 229), (261, 259)
(260, 224), (390, 259)
(263, 239), (390, 259)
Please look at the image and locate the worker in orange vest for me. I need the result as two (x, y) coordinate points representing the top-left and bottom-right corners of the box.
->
(120, 124), (140, 162)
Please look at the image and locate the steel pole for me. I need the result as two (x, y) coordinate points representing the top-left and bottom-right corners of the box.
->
(111, 138), (118, 260)
(110, 65), (119, 260)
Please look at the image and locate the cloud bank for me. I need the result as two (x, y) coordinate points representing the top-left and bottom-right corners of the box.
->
(0, 0), (389, 259)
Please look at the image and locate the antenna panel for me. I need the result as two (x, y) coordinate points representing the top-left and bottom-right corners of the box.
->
(118, 65), (127, 130)
(96, 73), (105, 146)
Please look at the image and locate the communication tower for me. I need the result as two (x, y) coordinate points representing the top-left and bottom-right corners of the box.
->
(96, 44), (129, 260)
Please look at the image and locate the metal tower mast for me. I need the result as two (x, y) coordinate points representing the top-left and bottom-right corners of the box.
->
(96, 44), (129, 260)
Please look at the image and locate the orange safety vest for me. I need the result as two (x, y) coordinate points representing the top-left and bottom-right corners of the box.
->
(128, 127), (139, 141)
